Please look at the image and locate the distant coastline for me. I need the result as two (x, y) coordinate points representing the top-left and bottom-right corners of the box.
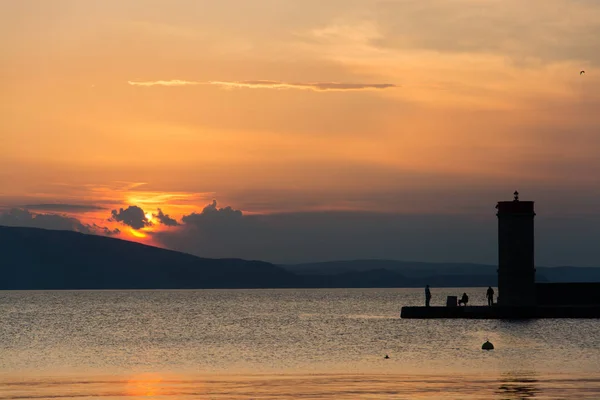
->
(1, 226), (599, 290)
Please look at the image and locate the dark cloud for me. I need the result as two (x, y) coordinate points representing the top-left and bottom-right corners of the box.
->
(156, 209), (498, 265)
(0, 208), (94, 234)
(92, 224), (121, 235)
(154, 202), (600, 267)
(0, 208), (119, 236)
(23, 204), (106, 212)
(109, 206), (151, 230)
(154, 208), (179, 226)
(156, 200), (246, 257)
(181, 200), (243, 227)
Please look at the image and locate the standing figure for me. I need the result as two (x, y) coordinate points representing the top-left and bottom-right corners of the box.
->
(486, 286), (495, 306)
(458, 292), (469, 306)
(425, 285), (432, 307)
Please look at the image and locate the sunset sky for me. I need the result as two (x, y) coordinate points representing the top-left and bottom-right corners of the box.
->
(1, 0), (599, 265)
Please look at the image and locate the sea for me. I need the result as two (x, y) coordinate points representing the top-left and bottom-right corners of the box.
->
(1, 288), (599, 399)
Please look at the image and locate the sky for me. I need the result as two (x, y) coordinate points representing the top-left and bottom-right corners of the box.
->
(1, 0), (600, 266)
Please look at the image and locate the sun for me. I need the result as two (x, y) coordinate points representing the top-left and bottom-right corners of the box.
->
(145, 212), (154, 223)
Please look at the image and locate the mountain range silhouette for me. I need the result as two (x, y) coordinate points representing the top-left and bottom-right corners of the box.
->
(1, 226), (598, 290)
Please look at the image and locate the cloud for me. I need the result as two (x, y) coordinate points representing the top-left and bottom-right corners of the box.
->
(128, 80), (200, 87)
(93, 224), (121, 235)
(152, 201), (245, 257)
(153, 201), (600, 267)
(23, 203), (106, 212)
(0, 208), (118, 236)
(156, 207), (492, 264)
(181, 200), (243, 227)
(209, 80), (397, 91)
(342, 0), (600, 66)
(109, 206), (151, 230)
(128, 80), (397, 91)
(0, 208), (94, 234)
(154, 208), (179, 226)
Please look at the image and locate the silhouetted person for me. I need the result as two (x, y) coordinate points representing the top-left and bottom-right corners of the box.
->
(486, 286), (495, 306)
(425, 285), (432, 307)
(458, 292), (469, 306)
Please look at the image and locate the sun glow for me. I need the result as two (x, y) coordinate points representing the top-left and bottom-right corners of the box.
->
(145, 212), (154, 223)
(125, 373), (164, 397)
(130, 228), (147, 238)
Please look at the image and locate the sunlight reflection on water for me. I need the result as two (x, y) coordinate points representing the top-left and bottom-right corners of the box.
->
(2, 373), (600, 399)
(0, 289), (599, 399)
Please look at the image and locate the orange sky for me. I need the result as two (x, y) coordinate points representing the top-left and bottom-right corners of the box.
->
(1, 0), (600, 250)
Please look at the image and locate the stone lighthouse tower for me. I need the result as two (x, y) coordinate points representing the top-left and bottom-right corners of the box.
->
(496, 191), (536, 306)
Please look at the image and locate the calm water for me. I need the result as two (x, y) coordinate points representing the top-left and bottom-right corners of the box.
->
(1, 288), (599, 399)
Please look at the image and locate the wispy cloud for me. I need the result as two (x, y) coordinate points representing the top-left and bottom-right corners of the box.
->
(128, 80), (397, 91)
(0, 208), (119, 236)
(23, 204), (106, 213)
(128, 80), (199, 87)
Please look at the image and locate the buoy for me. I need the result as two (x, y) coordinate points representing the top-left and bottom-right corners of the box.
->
(482, 341), (494, 350)
(384, 355), (390, 359)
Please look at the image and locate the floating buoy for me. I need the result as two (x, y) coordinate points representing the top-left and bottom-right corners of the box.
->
(482, 341), (494, 350)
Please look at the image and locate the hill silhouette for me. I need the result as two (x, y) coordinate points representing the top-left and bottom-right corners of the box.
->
(0, 226), (295, 289)
(283, 259), (498, 277)
(283, 260), (600, 284)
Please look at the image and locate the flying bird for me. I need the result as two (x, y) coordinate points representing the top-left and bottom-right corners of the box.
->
(580, 70), (585, 75)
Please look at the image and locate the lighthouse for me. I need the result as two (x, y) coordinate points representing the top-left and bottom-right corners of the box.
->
(401, 191), (600, 318)
(496, 191), (536, 306)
